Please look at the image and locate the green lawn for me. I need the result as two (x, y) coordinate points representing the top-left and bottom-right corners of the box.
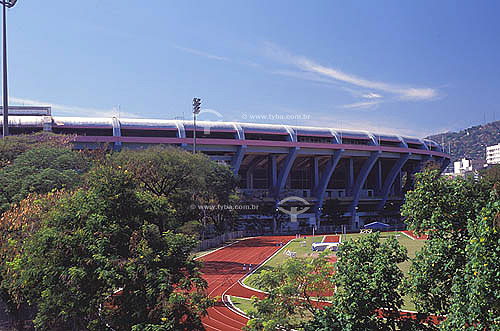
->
(243, 235), (325, 288)
(241, 232), (426, 311)
(192, 248), (218, 259)
(229, 296), (254, 316)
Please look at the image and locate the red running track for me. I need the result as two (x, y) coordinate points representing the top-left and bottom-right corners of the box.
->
(198, 234), (441, 330)
(401, 230), (428, 240)
(323, 235), (340, 242)
(198, 236), (294, 331)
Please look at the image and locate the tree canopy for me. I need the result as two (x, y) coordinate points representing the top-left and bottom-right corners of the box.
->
(305, 233), (408, 331)
(0, 139), (91, 213)
(0, 142), (239, 329)
(1, 165), (214, 330)
(244, 253), (335, 331)
(402, 168), (500, 330)
(114, 147), (238, 235)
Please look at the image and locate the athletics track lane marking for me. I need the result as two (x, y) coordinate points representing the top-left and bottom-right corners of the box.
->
(400, 231), (416, 240)
(204, 238), (280, 329)
(200, 237), (292, 330)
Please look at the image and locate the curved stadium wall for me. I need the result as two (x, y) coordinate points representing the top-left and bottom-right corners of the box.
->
(3, 115), (450, 231)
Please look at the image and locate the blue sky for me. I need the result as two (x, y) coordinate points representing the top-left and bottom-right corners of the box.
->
(6, 1), (500, 136)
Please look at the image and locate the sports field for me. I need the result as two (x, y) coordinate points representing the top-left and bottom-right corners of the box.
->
(198, 232), (426, 330)
(197, 236), (294, 330)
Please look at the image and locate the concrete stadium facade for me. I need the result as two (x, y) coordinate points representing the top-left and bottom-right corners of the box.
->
(3, 114), (451, 232)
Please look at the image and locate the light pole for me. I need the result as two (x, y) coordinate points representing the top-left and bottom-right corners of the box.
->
(192, 97), (201, 153)
(0, 0), (17, 138)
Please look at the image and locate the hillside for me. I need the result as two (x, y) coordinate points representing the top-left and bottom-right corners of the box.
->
(426, 120), (500, 161)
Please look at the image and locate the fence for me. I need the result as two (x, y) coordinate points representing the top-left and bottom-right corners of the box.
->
(195, 230), (260, 252)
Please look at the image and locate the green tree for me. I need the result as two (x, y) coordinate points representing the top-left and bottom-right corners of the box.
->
(305, 233), (408, 331)
(441, 189), (500, 330)
(196, 160), (239, 234)
(244, 253), (335, 331)
(402, 168), (500, 329)
(114, 147), (238, 235)
(1, 165), (213, 330)
(0, 145), (90, 213)
(401, 170), (490, 317)
(0, 192), (64, 328)
(0, 132), (74, 170)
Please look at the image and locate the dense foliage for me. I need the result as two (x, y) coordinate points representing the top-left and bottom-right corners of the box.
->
(114, 147), (238, 235)
(1, 165), (214, 330)
(245, 233), (409, 331)
(0, 137), (238, 329)
(0, 134), (89, 214)
(402, 170), (486, 316)
(244, 254), (334, 331)
(247, 166), (500, 330)
(443, 195), (500, 330)
(0, 133), (75, 170)
(403, 167), (500, 330)
(305, 233), (408, 331)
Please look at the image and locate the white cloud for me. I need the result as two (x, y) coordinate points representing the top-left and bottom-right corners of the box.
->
(172, 45), (261, 68)
(172, 45), (230, 62)
(263, 42), (438, 101)
(270, 69), (339, 85)
(340, 100), (381, 109)
(9, 97), (140, 118)
(362, 92), (382, 99)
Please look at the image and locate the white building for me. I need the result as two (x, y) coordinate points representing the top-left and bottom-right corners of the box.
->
(486, 143), (500, 165)
(454, 158), (485, 175)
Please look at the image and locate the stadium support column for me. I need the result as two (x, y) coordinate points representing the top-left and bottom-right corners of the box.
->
(273, 148), (298, 197)
(394, 171), (402, 196)
(375, 160), (382, 194)
(313, 150), (343, 228)
(42, 116), (52, 132)
(175, 121), (187, 149)
(346, 158), (354, 195)
(111, 117), (122, 152)
(440, 157), (451, 174)
(273, 147), (298, 233)
(246, 155), (263, 190)
(231, 145), (246, 176)
(231, 123), (246, 176)
(246, 168), (253, 189)
(349, 151), (381, 229)
(376, 153), (410, 211)
(268, 155), (277, 189)
(313, 157), (319, 188)
(404, 155), (431, 194)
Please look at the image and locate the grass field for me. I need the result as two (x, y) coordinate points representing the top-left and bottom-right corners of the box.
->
(243, 235), (325, 288)
(241, 232), (425, 311)
(229, 296), (254, 315)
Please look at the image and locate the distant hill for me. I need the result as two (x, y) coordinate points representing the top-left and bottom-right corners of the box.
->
(426, 120), (500, 162)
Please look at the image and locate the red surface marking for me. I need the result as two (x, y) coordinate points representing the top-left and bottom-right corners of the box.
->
(225, 282), (266, 300)
(199, 235), (441, 330)
(199, 236), (294, 331)
(323, 235), (340, 242)
(402, 230), (428, 240)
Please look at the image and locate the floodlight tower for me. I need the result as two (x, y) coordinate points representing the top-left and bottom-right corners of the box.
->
(0, 0), (17, 138)
(192, 97), (201, 153)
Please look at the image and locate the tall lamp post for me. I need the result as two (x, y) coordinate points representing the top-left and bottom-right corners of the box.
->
(0, 0), (17, 138)
(192, 97), (201, 153)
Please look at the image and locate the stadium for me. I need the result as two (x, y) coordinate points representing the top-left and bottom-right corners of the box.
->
(2, 106), (451, 232)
